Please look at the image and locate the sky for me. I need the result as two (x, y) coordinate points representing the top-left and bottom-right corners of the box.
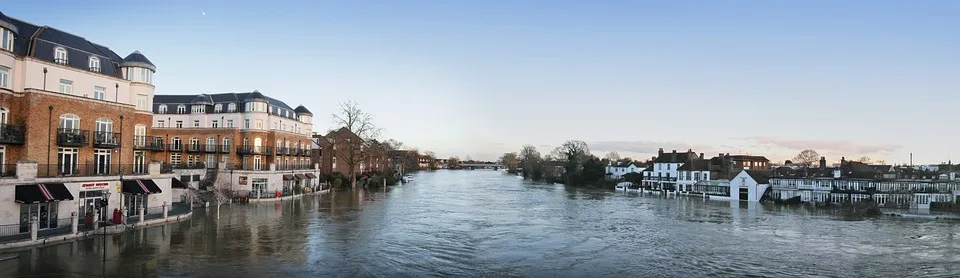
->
(4, 1), (958, 163)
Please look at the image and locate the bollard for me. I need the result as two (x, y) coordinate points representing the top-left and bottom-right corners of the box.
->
(163, 202), (168, 219)
(138, 207), (145, 223)
(123, 208), (129, 225)
(71, 212), (78, 234)
(92, 212), (100, 230)
(30, 216), (38, 241)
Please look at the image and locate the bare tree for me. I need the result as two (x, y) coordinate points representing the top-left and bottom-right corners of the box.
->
(447, 156), (461, 169)
(499, 152), (520, 172)
(793, 149), (820, 167)
(330, 100), (382, 188)
(857, 156), (872, 164)
(553, 140), (591, 183)
(424, 151), (438, 169)
(519, 145), (542, 179)
(604, 151), (621, 162)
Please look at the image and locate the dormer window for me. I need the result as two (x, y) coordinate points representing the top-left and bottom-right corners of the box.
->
(227, 103), (236, 112)
(158, 105), (167, 114)
(214, 104), (222, 112)
(88, 56), (100, 72)
(1, 29), (13, 52)
(191, 105), (205, 114)
(54, 47), (68, 64)
(176, 105), (186, 114)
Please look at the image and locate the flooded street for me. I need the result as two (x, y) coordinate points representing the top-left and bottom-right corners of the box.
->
(4, 170), (960, 277)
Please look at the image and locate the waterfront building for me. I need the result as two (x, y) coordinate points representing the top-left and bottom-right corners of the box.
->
(151, 91), (320, 198)
(0, 11), (179, 240)
(642, 149), (700, 190)
(605, 161), (644, 179)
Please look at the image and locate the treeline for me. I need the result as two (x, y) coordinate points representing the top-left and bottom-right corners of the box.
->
(500, 140), (613, 188)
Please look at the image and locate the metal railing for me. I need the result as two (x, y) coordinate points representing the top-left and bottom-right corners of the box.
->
(57, 128), (89, 147)
(133, 136), (165, 151)
(36, 163), (150, 177)
(0, 123), (26, 144)
(277, 147), (292, 156)
(203, 144), (228, 153)
(167, 144), (183, 152)
(0, 164), (15, 177)
(164, 162), (207, 170)
(236, 146), (273, 155)
(0, 223), (23, 238)
(93, 131), (121, 148)
(225, 163), (269, 171)
(185, 144), (203, 153)
(276, 164), (315, 171)
(219, 144), (231, 154)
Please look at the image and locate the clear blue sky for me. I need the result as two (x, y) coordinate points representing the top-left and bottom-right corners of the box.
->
(4, 1), (958, 163)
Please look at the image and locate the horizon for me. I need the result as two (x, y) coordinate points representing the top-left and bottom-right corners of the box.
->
(3, 1), (957, 164)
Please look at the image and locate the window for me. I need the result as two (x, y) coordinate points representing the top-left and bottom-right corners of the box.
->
(88, 57), (101, 72)
(136, 95), (147, 110)
(94, 149), (112, 175)
(206, 137), (216, 150)
(54, 47), (68, 64)
(222, 137), (230, 152)
(175, 121), (183, 128)
(244, 119), (250, 129)
(191, 105), (205, 114)
(57, 148), (78, 175)
(214, 104), (222, 112)
(227, 103), (236, 112)
(59, 79), (73, 94)
(226, 119), (234, 128)
(156, 120), (165, 128)
(0, 29), (12, 52)
(158, 105), (167, 114)
(177, 105), (186, 114)
(171, 137), (182, 151)
(59, 114), (79, 130)
(126, 68), (133, 81)
(255, 119), (263, 129)
(95, 118), (113, 132)
(211, 120), (219, 128)
(146, 70), (152, 83)
(0, 66), (8, 89)
(140, 68), (146, 82)
(189, 138), (200, 152)
(193, 120), (200, 127)
(134, 125), (146, 147)
(170, 153), (181, 166)
(93, 86), (106, 100)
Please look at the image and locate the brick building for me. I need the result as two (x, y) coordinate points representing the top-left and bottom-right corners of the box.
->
(0, 11), (176, 236)
(313, 128), (395, 178)
(151, 91), (320, 197)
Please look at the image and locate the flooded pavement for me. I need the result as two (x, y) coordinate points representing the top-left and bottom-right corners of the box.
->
(3, 170), (960, 277)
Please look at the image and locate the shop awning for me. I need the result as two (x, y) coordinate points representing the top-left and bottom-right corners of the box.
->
(304, 173), (317, 179)
(294, 174), (307, 180)
(171, 177), (186, 189)
(122, 180), (163, 195)
(15, 183), (74, 204)
(282, 174), (294, 181)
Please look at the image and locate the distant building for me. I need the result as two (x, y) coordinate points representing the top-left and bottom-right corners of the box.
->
(605, 161), (644, 179)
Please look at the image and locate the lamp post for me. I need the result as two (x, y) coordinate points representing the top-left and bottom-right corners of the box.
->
(119, 115), (124, 174)
(102, 190), (111, 264)
(114, 83), (119, 103)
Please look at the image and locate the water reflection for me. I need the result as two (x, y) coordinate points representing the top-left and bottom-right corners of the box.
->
(4, 170), (960, 277)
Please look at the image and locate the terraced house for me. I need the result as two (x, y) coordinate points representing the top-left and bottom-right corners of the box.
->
(151, 91), (321, 198)
(0, 11), (181, 243)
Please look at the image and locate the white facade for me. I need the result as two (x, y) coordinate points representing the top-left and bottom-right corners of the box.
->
(154, 108), (313, 136)
(729, 170), (768, 202)
(606, 163), (644, 178)
(677, 169), (711, 192)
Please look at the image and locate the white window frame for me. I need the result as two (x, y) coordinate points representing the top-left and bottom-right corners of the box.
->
(191, 105), (205, 114)
(93, 86), (106, 100)
(0, 66), (8, 89)
(88, 56), (101, 72)
(175, 121), (183, 128)
(136, 95), (148, 110)
(59, 79), (73, 94)
(59, 114), (80, 129)
(177, 105), (186, 114)
(193, 120), (200, 127)
(228, 103), (236, 112)
(226, 119), (234, 128)
(158, 105), (167, 114)
(54, 47), (68, 64)
(214, 104), (222, 112)
(0, 29), (12, 52)
(211, 120), (219, 128)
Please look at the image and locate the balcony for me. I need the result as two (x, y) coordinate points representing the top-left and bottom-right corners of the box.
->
(163, 162), (207, 170)
(93, 131), (121, 148)
(202, 144), (221, 153)
(36, 163), (149, 178)
(167, 144), (184, 152)
(185, 144), (202, 153)
(226, 163), (269, 171)
(218, 145), (231, 154)
(0, 124), (26, 145)
(236, 146), (273, 155)
(277, 147), (292, 156)
(133, 136), (164, 151)
(300, 149), (312, 157)
(57, 128), (89, 147)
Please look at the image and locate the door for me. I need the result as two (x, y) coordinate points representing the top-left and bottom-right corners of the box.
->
(125, 194), (148, 216)
(94, 149), (111, 175)
(134, 151), (145, 174)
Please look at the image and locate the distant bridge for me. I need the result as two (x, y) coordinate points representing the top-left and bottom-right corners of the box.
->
(458, 163), (505, 170)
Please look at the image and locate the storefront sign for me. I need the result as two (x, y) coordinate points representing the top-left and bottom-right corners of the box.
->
(239, 176), (248, 185)
(81, 182), (110, 190)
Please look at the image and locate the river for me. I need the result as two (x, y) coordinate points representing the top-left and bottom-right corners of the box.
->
(3, 170), (960, 277)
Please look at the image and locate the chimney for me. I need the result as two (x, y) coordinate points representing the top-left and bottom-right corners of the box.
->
(699, 153), (704, 159)
(672, 150), (677, 154)
(726, 153), (730, 156)
(687, 148), (692, 153)
(671, 151), (677, 161)
(658, 148), (664, 156)
(819, 157), (826, 169)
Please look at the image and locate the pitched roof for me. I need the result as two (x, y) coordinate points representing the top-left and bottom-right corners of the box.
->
(744, 170), (771, 184)
(677, 159), (710, 171)
(652, 151), (699, 164)
(726, 155), (770, 162)
(120, 50), (156, 71)
(294, 105), (313, 115)
(153, 91), (309, 120)
(6, 15), (127, 78)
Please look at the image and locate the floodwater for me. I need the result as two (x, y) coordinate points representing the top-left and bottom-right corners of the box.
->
(4, 170), (960, 277)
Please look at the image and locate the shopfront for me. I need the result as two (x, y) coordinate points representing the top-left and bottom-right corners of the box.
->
(15, 183), (75, 233)
(121, 179), (162, 216)
(77, 181), (111, 228)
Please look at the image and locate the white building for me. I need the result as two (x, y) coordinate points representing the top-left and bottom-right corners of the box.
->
(642, 149), (701, 189)
(605, 162), (644, 178)
(728, 170), (770, 202)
